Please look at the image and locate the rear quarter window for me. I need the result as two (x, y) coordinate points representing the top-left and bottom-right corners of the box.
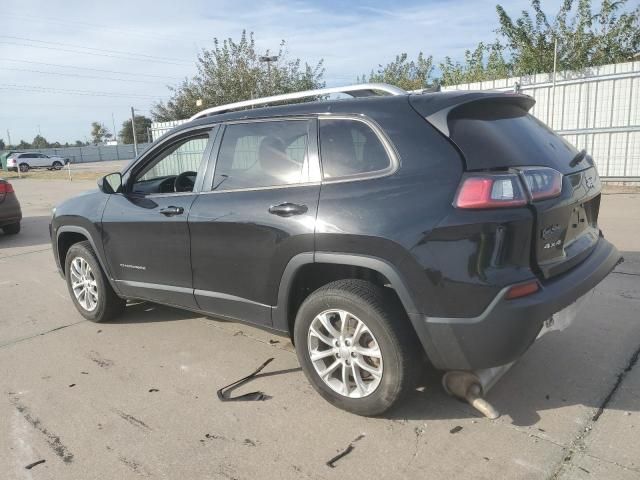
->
(319, 118), (392, 179)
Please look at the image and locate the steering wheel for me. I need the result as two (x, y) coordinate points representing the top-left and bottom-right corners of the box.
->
(174, 171), (197, 192)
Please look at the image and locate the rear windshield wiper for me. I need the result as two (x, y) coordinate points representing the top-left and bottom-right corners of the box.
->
(570, 149), (587, 168)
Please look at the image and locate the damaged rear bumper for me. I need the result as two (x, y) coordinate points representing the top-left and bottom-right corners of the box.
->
(410, 237), (622, 371)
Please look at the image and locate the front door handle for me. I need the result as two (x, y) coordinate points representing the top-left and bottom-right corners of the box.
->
(159, 206), (184, 216)
(268, 203), (308, 217)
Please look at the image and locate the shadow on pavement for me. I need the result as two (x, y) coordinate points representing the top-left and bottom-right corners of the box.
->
(0, 215), (52, 251)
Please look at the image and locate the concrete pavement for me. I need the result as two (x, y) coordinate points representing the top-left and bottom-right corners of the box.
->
(1, 179), (639, 479)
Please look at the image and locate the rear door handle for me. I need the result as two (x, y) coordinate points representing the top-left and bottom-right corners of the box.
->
(159, 206), (184, 216)
(268, 203), (308, 217)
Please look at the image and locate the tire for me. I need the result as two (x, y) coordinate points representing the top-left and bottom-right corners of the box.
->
(294, 279), (420, 416)
(19, 163), (29, 172)
(65, 241), (125, 322)
(52, 161), (63, 170)
(2, 222), (20, 235)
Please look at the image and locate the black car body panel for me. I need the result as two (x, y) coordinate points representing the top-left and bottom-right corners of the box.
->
(0, 179), (22, 227)
(50, 92), (622, 372)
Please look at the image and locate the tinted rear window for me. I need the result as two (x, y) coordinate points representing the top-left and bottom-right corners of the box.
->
(448, 103), (579, 174)
(319, 119), (391, 179)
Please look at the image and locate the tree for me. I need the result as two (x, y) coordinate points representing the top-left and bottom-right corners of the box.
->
(360, 52), (434, 91)
(152, 31), (325, 121)
(31, 134), (49, 149)
(17, 140), (31, 149)
(91, 122), (110, 145)
(495, 0), (640, 75)
(0, 139), (5, 151)
(439, 42), (510, 86)
(119, 115), (152, 144)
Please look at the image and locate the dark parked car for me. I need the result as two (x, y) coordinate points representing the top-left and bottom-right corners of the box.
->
(50, 84), (621, 415)
(0, 178), (21, 234)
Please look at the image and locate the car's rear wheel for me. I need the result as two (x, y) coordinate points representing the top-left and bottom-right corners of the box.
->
(2, 222), (20, 235)
(52, 161), (63, 170)
(294, 279), (420, 416)
(19, 163), (29, 172)
(65, 241), (125, 322)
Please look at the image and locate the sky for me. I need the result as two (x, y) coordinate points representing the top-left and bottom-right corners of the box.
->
(0, 0), (565, 144)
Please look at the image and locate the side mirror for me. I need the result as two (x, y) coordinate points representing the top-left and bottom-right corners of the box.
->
(98, 172), (123, 194)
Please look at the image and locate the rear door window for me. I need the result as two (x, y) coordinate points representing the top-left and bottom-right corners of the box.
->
(319, 118), (392, 179)
(212, 120), (313, 191)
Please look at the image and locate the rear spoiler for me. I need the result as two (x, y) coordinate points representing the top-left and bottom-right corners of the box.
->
(409, 91), (535, 137)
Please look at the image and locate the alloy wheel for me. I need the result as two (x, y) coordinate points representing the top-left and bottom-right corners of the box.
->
(70, 257), (99, 312)
(307, 309), (383, 398)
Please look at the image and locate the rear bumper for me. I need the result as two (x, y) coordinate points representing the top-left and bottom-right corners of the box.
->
(411, 237), (622, 370)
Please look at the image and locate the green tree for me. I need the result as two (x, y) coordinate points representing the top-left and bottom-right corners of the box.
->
(17, 140), (31, 149)
(495, 0), (639, 75)
(152, 31), (325, 121)
(119, 115), (152, 144)
(31, 134), (49, 149)
(439, 42), (510, 86)
(91, 122), (110, 145)
(0, 139), (5, 151)
(360, 52), (434, 91)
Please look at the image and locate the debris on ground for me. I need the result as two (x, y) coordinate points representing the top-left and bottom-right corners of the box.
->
(217, 358), (274, 402)
(269, 339), (280, 344)
(25, 459), (46, 470)
(450, 426), (463, 434)
(148, 388), (159, 393)
(243, 438), (257, 447)
(80, 372), (88, 375)
(326, 434), (366, 468)
(68, 384), (76, 388)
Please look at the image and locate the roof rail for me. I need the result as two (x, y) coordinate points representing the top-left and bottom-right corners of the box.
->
(188, 83), (407, 121)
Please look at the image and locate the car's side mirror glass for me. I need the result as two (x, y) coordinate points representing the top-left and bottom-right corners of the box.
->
(98, 172), (123, 194)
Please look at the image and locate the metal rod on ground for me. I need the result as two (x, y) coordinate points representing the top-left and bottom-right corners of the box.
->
(131, 106), (138, 158)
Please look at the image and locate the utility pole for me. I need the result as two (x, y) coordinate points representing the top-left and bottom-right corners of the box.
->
(259, 55), (279, 91)
(130, 107), (138, 157)
(111, 113), (117, 143)
(6, 129), (11, 146)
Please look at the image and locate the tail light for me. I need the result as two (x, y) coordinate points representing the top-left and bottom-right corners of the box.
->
(454, 167), (563, 209)
(519, 167), (563, 201)
(0, 182), (15, 194)
(454, 173), (527, 209)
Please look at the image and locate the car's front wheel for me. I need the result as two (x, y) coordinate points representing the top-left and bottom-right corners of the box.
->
(65, 241), (125, 322)
(294, 279), (420, 416)
(52, 161), (63, 170)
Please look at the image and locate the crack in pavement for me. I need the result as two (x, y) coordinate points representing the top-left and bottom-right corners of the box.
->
(0, 247), (52, 260)
(0, 320), (86, 349)
(9, 395), (74, 463)
(548, 342), (640, 479)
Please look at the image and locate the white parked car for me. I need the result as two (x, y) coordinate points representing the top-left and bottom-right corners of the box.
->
(7, 152), (69, 172)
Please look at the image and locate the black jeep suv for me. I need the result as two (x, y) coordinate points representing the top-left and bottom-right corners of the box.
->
(50, 86), (621, 415)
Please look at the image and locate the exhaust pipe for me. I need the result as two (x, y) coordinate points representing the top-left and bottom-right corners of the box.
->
(442, 362), (514, 419)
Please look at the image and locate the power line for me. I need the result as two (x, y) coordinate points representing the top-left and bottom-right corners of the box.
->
(2, 66), (173, 85)
(2, 12), (210, 45)
(0, 84), (161, 99)
(0, 58), (184, 80)
(0, 40), (189, 66)
(0, 35), (190, 64)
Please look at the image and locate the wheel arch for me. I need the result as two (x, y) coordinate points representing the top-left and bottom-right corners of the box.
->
(56, 226), (112, 282)
(273, 252), (420, 336)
